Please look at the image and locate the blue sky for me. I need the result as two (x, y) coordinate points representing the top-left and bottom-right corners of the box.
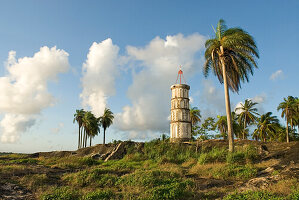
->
(0, 0), (298, 153)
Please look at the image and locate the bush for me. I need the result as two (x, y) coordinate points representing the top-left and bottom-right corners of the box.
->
(82, 189), (116, 200)
(42, 187), (81, 200)
(198, 148), (227, 164)
(226, 151), (246, 164)
(117, 170), (193, 199)
(10, 158), (38, 164)
(223, 190), (285, 200)
(288, 190), (299, 200)
(214, 164), (257, 180)
(78, 157), (99, 166)
(143, 140), (197, 164)
(244, 145), (260, 163)
(147, 182), (188, 200)
(63, 168), (119, 187)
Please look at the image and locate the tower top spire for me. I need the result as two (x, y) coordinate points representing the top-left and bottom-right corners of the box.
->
(175, 66), (186, 84)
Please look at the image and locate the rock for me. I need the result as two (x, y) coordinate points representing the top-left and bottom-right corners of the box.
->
(104, 142), (126, 162)
(259, 145), (269, 156)
(240, 175), (281, 191)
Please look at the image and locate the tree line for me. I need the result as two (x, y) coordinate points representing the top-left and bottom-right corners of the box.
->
(73, 108), (114, 149)
(190, 96), (299, 142)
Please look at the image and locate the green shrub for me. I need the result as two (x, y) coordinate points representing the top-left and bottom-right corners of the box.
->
(78, 157), (99, 166)
(213, 164), (257, 180)
(143, 140), (197, 164)
(198, 148), (227, 164)
(42, 187), (81, 200)
(63, 168), (119, 187)
(10, 158), (38, 164)
(82, 189), (116, 200)
(244, 145), (260, 163)
(118, 170), (193, 199)
(288, 190), (299, 200)
(223, 190), (285, 200)
(226, 151), (246, 164)
(147, 181), (189, 200)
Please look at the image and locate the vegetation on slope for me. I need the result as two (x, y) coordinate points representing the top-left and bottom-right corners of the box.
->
(0, 139), (298, 200)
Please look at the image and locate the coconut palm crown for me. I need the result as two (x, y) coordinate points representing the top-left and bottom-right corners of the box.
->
(253, 112), (279, 142)
(190, 106), (201, 126)
(73, 109), (85, 149)
(204, 19), (259, 151)
(277, 96), (297, 143)
(99, 108), (114, 145)
(235, 99), (259, 139)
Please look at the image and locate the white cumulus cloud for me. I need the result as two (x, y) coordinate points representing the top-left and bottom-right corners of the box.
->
(81, 38), (120, 117)
(0, 46), (69, 143)
(115, 33), (206, 138)
(270, 70), (284, 80)
(199, 80), (226, 119)
(235, 93), (267, 115)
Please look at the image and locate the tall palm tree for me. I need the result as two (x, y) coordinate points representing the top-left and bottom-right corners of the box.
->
(235, 99), (259, 139)
(99, 108), (114, 145)
(82, 111), (97, 148)
(190, 106), (201, 135)
(253, 112), (279, 142)
(203, 19), (259, 151)
(73, 109), (85, 149)
(277, 96), (297, 143)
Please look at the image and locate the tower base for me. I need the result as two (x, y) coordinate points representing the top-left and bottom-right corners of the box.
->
(170, 138), (191, 143)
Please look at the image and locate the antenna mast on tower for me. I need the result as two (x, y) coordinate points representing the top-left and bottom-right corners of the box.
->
(175, 66), (186, 84)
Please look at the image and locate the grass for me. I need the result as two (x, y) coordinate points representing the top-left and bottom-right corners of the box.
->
(223, 190), (299, 200)
(0, 140), (298, 200)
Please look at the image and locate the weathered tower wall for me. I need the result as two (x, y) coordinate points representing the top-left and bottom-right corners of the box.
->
(170, 84), (191, 142)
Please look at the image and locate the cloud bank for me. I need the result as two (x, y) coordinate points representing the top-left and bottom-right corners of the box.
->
(81, 38), (120, 117)
(0, 47), (69, 143)
(115, 33), (206, 138)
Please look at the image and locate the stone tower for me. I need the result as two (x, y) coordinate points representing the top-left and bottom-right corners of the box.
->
(170, 68), (191, 142)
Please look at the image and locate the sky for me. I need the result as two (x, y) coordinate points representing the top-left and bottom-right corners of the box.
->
(0, 0), (298, 153)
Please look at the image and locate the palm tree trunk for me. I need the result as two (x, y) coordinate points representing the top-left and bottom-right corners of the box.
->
(80, 127), (83, 148)
(78, 126), (81, 149)
(243, 118), (246, 140)
(286, 117), (289, 143)
(85, 132), (88, 147)
(103, 128), (106, 145)
(90, 137), (92, 147)
(220, 47), (234, 152)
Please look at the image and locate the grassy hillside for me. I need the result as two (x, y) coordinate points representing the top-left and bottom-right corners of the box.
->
(0, 139), (298, 200)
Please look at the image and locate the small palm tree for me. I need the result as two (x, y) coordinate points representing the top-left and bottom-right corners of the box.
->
(190, 106), (201, 135)
(73, 109), (85, 149)
(203, 19), (259, 151)
(215, 115), (228, 140)
(277, 96), (297, 142)
(99, 108), (114, 145)
(235, 99), (259, 139)
(253, 112), (279, 142)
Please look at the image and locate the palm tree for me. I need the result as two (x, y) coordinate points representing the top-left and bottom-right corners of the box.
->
(277, 96), (297, 143)
(190, 106), (201, 135)
(203, 19), (259, 151)
(99, 108), (114, 145)
(253, 112), (279, 142)
(73, 109), (85, 149)
(215, 115), (228, 140)
(82, 111), (98, 148)
(235, 99), (259, 139)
